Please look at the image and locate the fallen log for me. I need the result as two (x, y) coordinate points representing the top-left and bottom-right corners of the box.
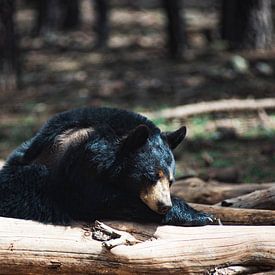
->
(146, 98), (275, 119)
(191, 203), (275, 225)
(216, 186), (275, 210)
(0, 217), (274, 274)
(171, 177), (274, 204)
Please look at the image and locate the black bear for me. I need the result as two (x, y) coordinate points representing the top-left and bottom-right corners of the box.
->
(0, 107), (213, 226)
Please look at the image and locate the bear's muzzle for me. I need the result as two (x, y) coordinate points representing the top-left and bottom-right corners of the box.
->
(140, 177), (172, 215)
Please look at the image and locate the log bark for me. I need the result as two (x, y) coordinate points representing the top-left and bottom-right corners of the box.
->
(171, 177), (274, 205)
(216, 186), (275, 210)
(0, 217), (274, 274)
(191, 203), (275, 225)
(146, 98), (275, 119)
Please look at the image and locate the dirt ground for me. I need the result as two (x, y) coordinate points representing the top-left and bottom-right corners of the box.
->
(1, 1), (275, 183)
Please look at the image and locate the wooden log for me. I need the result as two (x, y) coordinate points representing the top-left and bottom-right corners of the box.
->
(216, 186), (275, 210)
(171, 177), (274, 204)
(146, 98), (275, 119)
(0, 217), (274, 274)
(191, 203), (275, 225)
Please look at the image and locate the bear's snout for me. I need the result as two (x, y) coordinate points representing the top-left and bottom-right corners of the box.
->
(140, 177), (172, 215)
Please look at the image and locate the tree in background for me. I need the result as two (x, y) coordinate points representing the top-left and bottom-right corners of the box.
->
(33, 0), (80, 36)
(93, 0), (109, 48)
(91, 0), (187, 56)
(221, 0), (273, 49)
(162, 0), (186, 58)
(0, 0), (19, 91)
(62, 0), (80, 30)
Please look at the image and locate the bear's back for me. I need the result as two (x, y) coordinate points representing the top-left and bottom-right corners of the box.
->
(10, 107), (159, 165)
(50, 107), (158, 136)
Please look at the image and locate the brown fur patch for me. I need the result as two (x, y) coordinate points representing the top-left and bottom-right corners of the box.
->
(34, 127), (94, 167)
(158, 170), (164, 178)
(140, 177), (172, 214)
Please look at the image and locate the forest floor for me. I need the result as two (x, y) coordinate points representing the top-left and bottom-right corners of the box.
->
(0, 2), (275, 183)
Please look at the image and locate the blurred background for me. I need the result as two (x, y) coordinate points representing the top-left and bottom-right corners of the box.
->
(0, 0), (275, 183)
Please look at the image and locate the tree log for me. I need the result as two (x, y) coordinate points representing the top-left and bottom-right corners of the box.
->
(146, 98), (275, 119)
(191, 203), (275, 225)
(216, 186), (275, 210)
(171, 177), (274, 204)
(0, 217), (274, 274)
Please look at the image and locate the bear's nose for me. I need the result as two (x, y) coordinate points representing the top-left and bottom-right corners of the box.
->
(157, 202), (172, 214)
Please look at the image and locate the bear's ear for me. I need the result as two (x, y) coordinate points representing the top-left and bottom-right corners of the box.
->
(121, 124), (150, 153)
(164, 126), (186, 150)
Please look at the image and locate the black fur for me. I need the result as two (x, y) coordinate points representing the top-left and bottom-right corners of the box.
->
(0, 107), (213, 226)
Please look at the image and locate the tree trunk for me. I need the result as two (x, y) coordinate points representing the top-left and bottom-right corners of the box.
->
(33, 0), (80, 36)
(0, 217), (274, 274)
(62, 0), (80, 30)
(221, 0), (273, 49)
(93, 0), (109, 48)
(162, 0), (186, 58)
(33, 0), (61, 35)
(0, 0), (19, 91)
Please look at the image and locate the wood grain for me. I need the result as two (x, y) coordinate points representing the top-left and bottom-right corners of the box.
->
(0, 217), (274, 274)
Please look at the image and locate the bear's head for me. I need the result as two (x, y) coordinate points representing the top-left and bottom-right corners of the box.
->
(119, 125), (186, 215)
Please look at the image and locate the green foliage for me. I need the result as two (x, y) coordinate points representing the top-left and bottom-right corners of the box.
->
(188, 116), (216, 139)
(244, 126), (275, 139)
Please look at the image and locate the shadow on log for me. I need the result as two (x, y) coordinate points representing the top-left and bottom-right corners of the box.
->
(0, 217), (274, 274)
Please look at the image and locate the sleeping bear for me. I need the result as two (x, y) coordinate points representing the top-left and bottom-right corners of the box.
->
(0, 107), (213, 226)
